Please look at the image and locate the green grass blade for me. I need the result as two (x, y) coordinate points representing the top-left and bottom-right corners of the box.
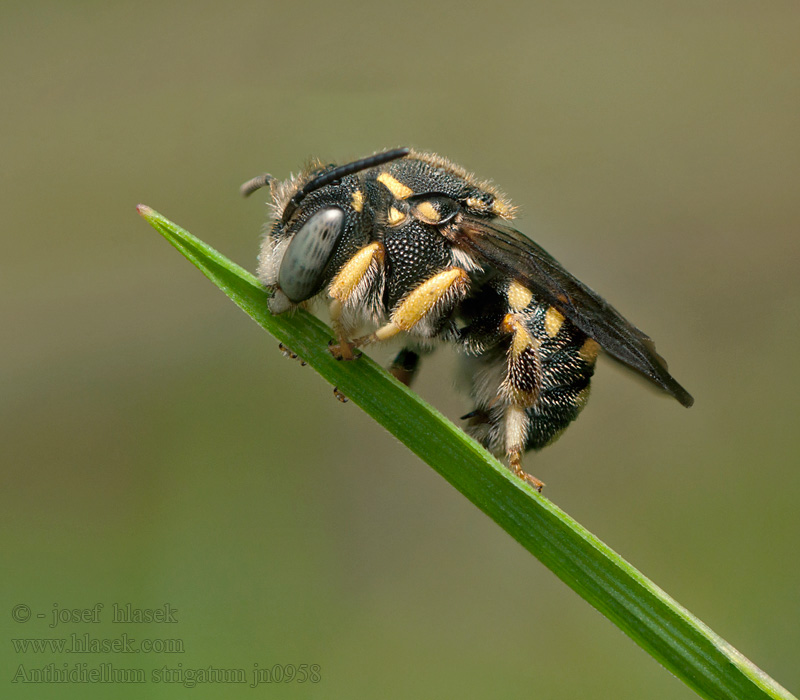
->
(138, 204), (796, 700)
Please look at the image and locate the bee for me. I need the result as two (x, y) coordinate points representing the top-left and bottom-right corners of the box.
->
(241, 148), (693, 490)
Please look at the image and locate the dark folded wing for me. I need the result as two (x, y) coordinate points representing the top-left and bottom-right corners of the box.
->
(451, 217), (694, 407)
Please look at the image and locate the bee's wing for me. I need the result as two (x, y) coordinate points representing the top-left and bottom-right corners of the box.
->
(450, 217), (694, 407)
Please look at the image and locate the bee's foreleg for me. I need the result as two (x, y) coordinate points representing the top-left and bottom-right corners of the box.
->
(327, 242), (386, 360)
(327, 299), (359, 361)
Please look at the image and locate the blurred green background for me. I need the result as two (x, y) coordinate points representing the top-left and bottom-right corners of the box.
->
(2, 1), (798, 698)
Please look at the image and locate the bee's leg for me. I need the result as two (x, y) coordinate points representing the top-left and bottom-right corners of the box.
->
(278, 342), (297, 359)
(277, 342), (307, 366)
(509, 444), (545, 492)
(328, 299), (359, 361)
(326, 242), (386, 360)
(388, 347), (427, 387)
(500, 313), (546, 492)
(353, 267), (470, 349)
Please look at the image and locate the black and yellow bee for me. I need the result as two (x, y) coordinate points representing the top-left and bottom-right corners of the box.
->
(242, 148), (693, 490)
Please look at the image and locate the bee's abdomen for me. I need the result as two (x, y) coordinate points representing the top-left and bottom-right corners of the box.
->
(460, 282), (600, 455)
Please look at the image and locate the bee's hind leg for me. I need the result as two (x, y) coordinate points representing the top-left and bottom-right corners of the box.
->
(503, 405), (545, 492)
(499, 309), (547, 492)
(509, 447), (545, 492)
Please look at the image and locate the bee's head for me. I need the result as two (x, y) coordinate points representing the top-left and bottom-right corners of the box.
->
(243, 148), (409, 314)
(268, 201), (347, 312)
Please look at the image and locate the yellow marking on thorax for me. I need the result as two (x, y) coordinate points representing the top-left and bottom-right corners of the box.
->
(391, 268), (469, 331)
(387, 206), (407, 226)
(328, 242), (385, 302)
(578, 338), (600, 364)
(377, 172), (414, 200)
(413, 200), (441, 223)
(507, 280), (533, 312)
(351, 189), (365, 212)
(544, 307), (565, 337)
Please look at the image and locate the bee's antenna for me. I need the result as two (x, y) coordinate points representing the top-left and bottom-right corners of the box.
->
(282, 147), (410, 223)
(240, 173), (275, 198)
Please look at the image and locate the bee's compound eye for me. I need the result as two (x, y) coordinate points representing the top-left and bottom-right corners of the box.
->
(279, 207), (345, 303)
